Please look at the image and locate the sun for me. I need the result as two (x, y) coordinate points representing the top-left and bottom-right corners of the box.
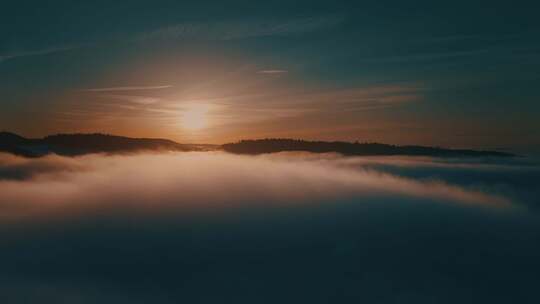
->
(181, 105), (209, 131)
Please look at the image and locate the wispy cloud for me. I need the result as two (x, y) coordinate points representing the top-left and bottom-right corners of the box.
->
(0, 45), (82, 63)
(1, 15), (344, 64)
(81, 85), (173, 92)
(212, 83), (425, 111)
(101, 94), (161, 105)
(257, 70), (288, 74)
(76, 83), (424, 126)
(360, 49), (494, 64)
(138, 15), (344, 41)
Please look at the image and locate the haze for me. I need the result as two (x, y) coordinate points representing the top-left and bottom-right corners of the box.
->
(2, 2), (540, 303)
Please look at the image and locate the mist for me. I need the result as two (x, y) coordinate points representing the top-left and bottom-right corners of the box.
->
(1, 152), (539, 303)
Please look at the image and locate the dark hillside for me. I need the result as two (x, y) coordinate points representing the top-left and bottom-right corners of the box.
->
(222, 139), (514, 158)
(0, 132), (192, 157)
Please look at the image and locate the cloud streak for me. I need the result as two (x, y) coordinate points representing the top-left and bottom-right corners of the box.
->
(138, 15), (344, 41)
(81, 85), (173, 92)
(257, 70), (288, 74)
(51, 81), (426, 144)
(0, 45), (82, 63)
(1, 15), (343, 65)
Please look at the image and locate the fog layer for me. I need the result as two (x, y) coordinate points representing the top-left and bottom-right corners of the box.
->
(0, 152), (539, 303)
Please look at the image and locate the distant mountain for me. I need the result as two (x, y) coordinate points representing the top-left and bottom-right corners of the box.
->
(222, 139), (515, 157)
(1, 133), (516, 158)
(0, 132), (194, 157)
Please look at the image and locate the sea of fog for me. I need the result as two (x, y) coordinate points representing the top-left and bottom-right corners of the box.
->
(0, 151), (539, 303)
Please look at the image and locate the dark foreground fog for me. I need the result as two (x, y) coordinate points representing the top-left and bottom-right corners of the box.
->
(0, 152), (539, 303)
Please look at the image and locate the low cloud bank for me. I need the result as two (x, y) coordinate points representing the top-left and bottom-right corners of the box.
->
(1, 152), (539, 303)
(0, 152), (520, 221)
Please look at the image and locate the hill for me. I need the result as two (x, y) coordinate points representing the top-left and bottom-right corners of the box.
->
(1, 133), (516, 158)
(0, 132), (193, 157)
(222, 139), (515, 158)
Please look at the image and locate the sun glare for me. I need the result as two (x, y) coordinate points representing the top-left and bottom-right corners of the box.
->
(181, 105), (209, 131)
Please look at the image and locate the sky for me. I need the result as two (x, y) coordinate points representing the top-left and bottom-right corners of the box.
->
(1, 1), (539, 152)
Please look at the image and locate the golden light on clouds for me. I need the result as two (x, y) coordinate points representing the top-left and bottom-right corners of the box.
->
(180, 104), (210, 131)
